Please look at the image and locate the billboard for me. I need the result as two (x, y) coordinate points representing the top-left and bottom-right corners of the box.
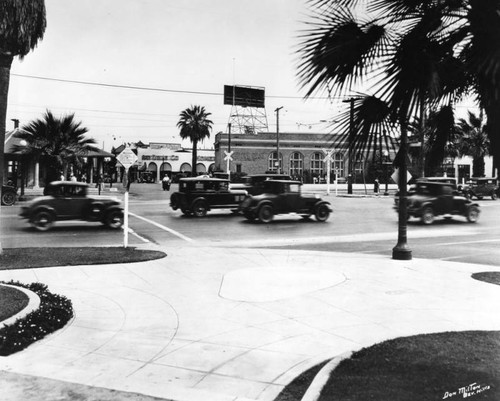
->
(224, 85), (265, 108)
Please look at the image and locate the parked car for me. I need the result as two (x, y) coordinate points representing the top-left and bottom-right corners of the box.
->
(395, 181), (480, 225)
(19, 181), (123, 231)
(239, 179), (332, 223)
(170, 176), (247, 217)
(231, 173), (292, 195)
(461, 177), (498, 200)
(1, 184), (17, 206)
(137, 171), (156, 183)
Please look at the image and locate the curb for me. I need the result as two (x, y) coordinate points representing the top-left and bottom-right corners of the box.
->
(301, 351), (353, 401)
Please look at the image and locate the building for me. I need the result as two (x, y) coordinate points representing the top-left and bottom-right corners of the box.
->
(128, 142), (216, 182)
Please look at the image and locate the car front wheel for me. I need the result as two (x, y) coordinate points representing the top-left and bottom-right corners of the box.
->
(466, 206), (480, 223)
(105, 209), (123, 229)
(421, 207), (435, 225)
(258, 204), (273, 223)
(31, 210), (55, 231)
(192, 200), (208, 217)
(491, 192), (497, 200)
(314, 204), (330, 222)
(1, 191), (16, 206)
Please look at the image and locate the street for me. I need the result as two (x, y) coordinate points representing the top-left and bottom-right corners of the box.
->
(2, 183), (500, 266)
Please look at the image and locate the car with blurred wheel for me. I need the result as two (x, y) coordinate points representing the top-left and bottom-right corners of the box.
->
(1, 184), (17, 206)
(239, 179), (332, 223)
(461, 177), (499, 200)
(19, 181), (123, 231)
(170, 176), (247, 217)
(395, 180), (480, 225)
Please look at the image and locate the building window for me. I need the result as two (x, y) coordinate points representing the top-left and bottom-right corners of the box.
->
(268, 152), (282, 172)
(290, 152), (303, 179)
(333, 152), (344, 178)
(310, 152), (324, 177)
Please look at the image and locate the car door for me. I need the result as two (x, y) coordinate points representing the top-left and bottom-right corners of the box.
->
(283, 183), (303, 212)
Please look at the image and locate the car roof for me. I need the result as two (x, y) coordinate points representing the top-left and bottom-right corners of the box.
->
(179, 176), (229, 183)
(265, 179), (302, 184)
(249, 174), (291, 178)
(48, 181), (89, 187)
(416, 177), (456, 182)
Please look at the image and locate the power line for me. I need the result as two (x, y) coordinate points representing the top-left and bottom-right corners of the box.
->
(11, 73), (343, 101)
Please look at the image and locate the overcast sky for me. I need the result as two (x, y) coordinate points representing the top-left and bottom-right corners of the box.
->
(7, 0), (344, 150)
(7, 0), (478, 151)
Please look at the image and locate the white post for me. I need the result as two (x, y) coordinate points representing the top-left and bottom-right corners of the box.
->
(123, 167), (129, 248)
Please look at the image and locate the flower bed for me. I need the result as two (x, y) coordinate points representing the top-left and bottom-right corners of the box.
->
(0, 281), (73, 356)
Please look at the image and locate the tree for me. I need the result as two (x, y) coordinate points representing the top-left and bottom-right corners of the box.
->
(176, 105), (213, 177)
(0, 0), (46, 253)
(13, 110), (98, 182)
(456, 111), (490, 177)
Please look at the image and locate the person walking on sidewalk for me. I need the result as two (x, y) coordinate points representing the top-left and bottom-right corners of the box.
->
(162, 175), (171, 191)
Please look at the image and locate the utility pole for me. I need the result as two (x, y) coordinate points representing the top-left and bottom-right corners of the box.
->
(342, 98), (359, 194)
(275, 106), (283, 174)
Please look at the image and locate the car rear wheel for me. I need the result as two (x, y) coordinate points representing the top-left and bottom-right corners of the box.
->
(1, 191), (16, 206)
(421, 207), (435, 225)
(314, 204), (330, 222)
(466, 205), (480, 223)
(31, 210), (54, 231)
(105, 209), (123, 229)
(192, 200), (208, 217)
(258, 204), (273, 223)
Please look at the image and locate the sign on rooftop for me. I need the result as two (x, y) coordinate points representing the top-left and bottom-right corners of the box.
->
(116, 147), (138, 169)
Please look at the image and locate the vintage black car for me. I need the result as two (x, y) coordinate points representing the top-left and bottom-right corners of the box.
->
(239, 180), (332, 223)
(19, 181), (123, 231)
(395, 181), (480, 225)
(462, 177), (498, 200)
(170, 176), (247, 217)
(1, 184), (17, 206)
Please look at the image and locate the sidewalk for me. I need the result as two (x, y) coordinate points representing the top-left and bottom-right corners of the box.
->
(1, 244), (499, 401)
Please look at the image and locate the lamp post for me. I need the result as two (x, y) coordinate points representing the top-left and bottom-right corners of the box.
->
(275, 106), (283, 174)
(382, 150), (390, 196)
(342, 97), (361, 194)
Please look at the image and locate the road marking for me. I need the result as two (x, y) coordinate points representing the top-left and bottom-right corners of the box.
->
(126, 227), (150, 243)
(128, 212), (194, 242)
(436, 238), (500, 246)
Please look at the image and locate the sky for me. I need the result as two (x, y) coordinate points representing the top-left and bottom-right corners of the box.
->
(7, 0), (344, 151)
(7, 0), (479, 151)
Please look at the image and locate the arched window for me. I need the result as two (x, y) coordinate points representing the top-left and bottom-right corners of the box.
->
(268, 152), (282, 172)
(180, 163), (191, 173)
(196, 163), (207, 174)
(290, 152), (303, 179)
(333, 152), (344, 178)
(310, 152), (324, 177)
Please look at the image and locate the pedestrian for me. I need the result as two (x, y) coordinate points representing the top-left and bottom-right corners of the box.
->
(70, 173), (77, 182)
(162, 174), (171, 191)
(374, 178), (380, 195)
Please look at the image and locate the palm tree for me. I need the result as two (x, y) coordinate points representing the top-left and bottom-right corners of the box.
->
(177, 105), (213, 177)
(0, 0), (46, 253)
(296, 0), (500, 260)
(13, 110), (98, 182)
(456, 111), (490, 177)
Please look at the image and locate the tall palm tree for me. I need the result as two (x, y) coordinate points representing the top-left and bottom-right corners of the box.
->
(13, 110), (98, 182)
(177, 105), (213, 177)
(297, 0), (500, 260)
(456, 111), (490, 177)
(0, 0), (46, 253)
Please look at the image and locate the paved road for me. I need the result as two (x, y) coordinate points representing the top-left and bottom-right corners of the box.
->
(2, 183), (500, 266)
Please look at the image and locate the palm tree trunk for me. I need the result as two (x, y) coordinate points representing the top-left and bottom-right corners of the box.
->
(0, 53), (14, 254)
(191, 139), (198, 177)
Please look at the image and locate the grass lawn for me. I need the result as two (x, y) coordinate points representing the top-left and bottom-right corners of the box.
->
(0, 247), (166, 270)
(0, 285), (29, 321)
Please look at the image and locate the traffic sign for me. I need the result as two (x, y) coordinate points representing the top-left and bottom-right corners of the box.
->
(224, 151), (234, 161)
(117, 147), (138, 169)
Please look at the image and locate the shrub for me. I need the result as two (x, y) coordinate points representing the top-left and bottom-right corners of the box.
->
(0, 281), (73, 356)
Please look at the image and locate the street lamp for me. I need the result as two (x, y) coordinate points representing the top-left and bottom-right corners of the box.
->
(275, 106), (283, 174)
(342, 97), (362, 194)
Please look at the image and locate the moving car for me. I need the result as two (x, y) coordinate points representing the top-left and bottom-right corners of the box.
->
(239, 179), (332, 223)
(1, 184), (17, 206)
(462, 177), (498, 200)
(170, 176), (247, 217)
(19, 181), (123, 231)
(395, 180), (480, 225)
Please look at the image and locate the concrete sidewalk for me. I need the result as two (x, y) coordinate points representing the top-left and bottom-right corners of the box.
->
(0, 245), (499, 401)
